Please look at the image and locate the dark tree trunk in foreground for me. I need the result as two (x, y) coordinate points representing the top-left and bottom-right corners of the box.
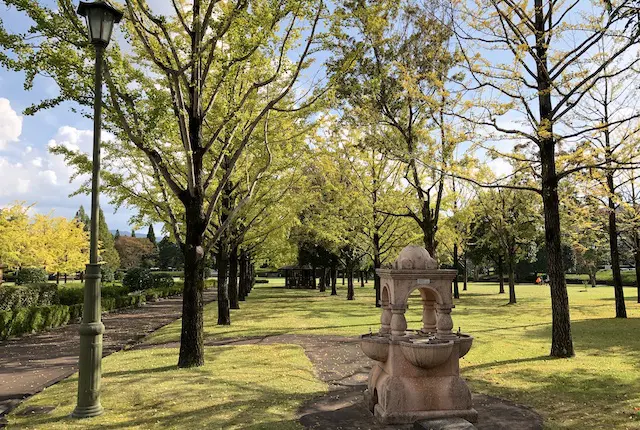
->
(239, 250), (248, 301)
(331, 267), (337, 295)
(453, 243), (460, 299)
(56, 272), (60, 284)
(360, 271), (365, 288)
(229, 245), (239, 310)
(498, 255), (505, 294)
(535, 0), (573, 357)
(342, 271), (345, 285)
(179, 201), (206, 367)
(508, 254), (516, 304)
(347, 269), (355, 300)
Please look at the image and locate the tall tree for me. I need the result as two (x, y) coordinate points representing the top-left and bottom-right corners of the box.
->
(472, 188), (543, 304)
(147, 225), (157, 245)
(2, 0), (326, 367)
(456, 0), (640, 357)
(328, 0), (463, 259)
(98, 208), (120, 270)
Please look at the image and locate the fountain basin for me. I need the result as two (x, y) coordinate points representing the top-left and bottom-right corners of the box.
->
(399, 339), (454, 369)
(360, 334), (390, 362)
(457, 333), (473, 358)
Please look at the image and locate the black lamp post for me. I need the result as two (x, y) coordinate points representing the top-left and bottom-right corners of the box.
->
(72, 0), (122, 419)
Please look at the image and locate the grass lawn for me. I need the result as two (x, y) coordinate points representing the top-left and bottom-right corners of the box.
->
(9, 278), (640, 429)
(8, 344), (326, 429)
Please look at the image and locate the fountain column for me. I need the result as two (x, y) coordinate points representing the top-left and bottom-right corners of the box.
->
(421, 298), (437, 333)
(390, 305), (407, 338)
(436, 304), (455, 340)
(380, 305), (392, 335)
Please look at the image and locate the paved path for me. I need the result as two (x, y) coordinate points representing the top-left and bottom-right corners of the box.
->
(0, 289), (217, 420)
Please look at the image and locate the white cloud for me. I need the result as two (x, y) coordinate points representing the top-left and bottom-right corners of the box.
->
(0, 126), (92, 201)
(0, 98), (23, 150)
(487, 158), (513, 179)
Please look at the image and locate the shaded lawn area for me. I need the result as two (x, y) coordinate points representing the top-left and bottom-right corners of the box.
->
(146, 279), (640, 429)
(8, 344), (326, 430)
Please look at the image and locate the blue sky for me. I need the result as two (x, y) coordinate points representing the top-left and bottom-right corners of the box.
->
(0, 1), (145, 232)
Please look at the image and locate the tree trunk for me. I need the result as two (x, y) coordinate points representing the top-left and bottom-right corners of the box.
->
(217, 244), (230, 325)
(229, 245), (239, 310)
(178, 201), (206, 367)
(535, 0), (574, 357)
(64, 273), (67, 284)
(635, 241), (640, 303)
(498, 255), (505, 294)
(589, 268), (597, 289)
(319, 268), (326, 292)
(360, 270), (365, 288)
(56, 272), (60, 284)
(312, 266), (317, 289)
(374, 234), (381, 308)
(239, 250), (247, 301)
(342, 271), (345, 285)
(331, 266), (337, 295)
(607, 172), (627, 318)
(347, 268), (354, 300)
(508, 254), (516, 304)
(463, 251), (468, 291)
(453, 243), (460, 299)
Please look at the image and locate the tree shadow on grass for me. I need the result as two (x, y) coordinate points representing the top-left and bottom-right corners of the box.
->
(9, 345), (326, 430)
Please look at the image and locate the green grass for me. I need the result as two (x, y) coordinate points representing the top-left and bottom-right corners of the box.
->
(8, 344), (326, 430)
(10, 279), (640, 429)
(146, 279), (640, 429)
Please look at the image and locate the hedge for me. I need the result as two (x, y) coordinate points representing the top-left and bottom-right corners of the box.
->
(0, 279), (218, 340)
(16, 268), (48, 285)
(0, 283), (58, 311)
(0, 305), (71, 339)
(123, 268), (154, 292)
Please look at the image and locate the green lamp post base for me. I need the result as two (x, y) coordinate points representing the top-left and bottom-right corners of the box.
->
(72, 263), (104, 419)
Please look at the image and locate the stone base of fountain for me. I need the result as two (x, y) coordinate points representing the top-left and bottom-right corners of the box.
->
(363, 334), (477, 424)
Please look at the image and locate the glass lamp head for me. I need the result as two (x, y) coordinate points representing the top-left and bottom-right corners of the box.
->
(77, 1), (123, 46)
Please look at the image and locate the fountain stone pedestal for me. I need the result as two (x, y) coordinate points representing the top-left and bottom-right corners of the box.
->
(360, 245), (477, 424)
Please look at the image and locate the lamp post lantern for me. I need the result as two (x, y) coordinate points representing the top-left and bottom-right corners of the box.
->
(72, 0), (122, 419)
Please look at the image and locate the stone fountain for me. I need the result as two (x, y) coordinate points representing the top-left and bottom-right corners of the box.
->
(361, 245), (477, 424)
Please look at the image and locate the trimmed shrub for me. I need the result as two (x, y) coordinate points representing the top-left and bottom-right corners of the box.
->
(0, 284), (58, 311)
(69, 303), (83, 321)
(102, 285), (128, 298)
(16, 268), (48, 285)
(114, 270), (125, 281)
(58, 287), (85, 306)
(152, 273), (174, 289)
(101, 267), (115, 284)
(123, 268), (153, 293)
(0, 305), (71, 340)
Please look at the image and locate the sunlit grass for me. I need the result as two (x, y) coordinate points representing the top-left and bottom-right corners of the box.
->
(147, 278), (640, 429)
(8, 344), (327, 430)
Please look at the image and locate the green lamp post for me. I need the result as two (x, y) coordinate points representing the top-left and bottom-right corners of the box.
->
(72, 0), (122, 419)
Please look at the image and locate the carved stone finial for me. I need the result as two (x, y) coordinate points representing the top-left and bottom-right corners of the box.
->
(393, 245), (438, 270)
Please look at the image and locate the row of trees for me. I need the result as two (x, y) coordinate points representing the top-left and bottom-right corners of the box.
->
(3, 0), (640, 366)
